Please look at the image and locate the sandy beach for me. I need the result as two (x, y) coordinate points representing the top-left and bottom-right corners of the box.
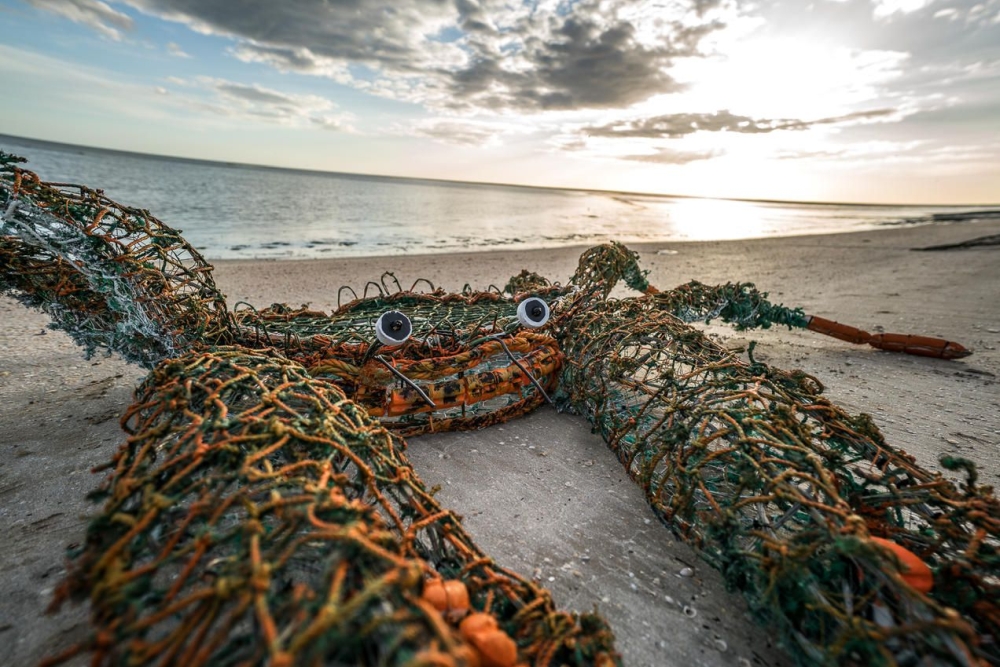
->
(2, 220), (999, 667)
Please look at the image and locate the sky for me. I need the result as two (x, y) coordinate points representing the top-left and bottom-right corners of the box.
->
(0, 0), (998, 204)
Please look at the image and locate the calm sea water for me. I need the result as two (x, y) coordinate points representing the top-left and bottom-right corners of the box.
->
(3, 134), (997, 261)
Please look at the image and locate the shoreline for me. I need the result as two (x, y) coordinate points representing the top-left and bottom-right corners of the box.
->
(211, 217), (1000, 314)
(7, 133), (1000, 209)
(196, 213), (1000, 264)
(2, 221), (999, 666)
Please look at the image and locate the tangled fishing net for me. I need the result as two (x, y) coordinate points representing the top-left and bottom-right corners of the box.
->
(44, 347), (616, 667)
(3, 155), (998, 667)
(0, 153), (233, 366)
(551, 245), (999, 666)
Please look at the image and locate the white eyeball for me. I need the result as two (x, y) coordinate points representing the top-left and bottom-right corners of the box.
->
(517, 297), (550, 328)
(375, 310), (412, 346)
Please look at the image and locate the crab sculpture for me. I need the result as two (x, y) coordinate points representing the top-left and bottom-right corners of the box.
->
(2, 153), (998, 667)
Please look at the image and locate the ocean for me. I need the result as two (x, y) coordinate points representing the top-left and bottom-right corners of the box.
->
(3, 134), (997, 261)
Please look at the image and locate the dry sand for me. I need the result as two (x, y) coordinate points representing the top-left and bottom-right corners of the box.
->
(1, 220), (998, 667)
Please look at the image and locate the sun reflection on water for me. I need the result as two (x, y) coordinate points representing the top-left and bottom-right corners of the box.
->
(667, 197), (771, 241)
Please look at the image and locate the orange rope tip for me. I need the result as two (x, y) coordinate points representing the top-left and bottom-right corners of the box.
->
(807, 316), (972, 359)
(868, 332), (972, 360)
(806, 316), (872, 345)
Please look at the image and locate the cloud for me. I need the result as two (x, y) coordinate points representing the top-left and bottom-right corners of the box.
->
(580, 108), (898, 139)
(25, 0), (133, 40)
(771, 139), (929, 163)
(230, 43), (353, 85)
(166, 41), (191, 58)
(213, 80), (305, 107)
(197, 78), (355, 129)
(621, 147), (721, 164)
(872, 0), (935, 20)
(142, 76), (358, 131)
(445, 10), (717, 111)
(0, 43), (357, 135)
(545, 122), (724, 165)
(0, 43), (213, 127)
(408, 119), (523, 147)
(115, 0), (731, 113)
(932, 7), (960, 21)
(311, 117), (346, 131)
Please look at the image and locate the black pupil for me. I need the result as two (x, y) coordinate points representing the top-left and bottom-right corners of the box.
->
(531, 306), (543, 318)
(390, 320), (402, 331)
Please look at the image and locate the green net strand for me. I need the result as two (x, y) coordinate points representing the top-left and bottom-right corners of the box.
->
(549, 294), (998, 666)
(565, 242), (810, 331)
(650, 280), (812, 331)
(0, 152), (234, 366)
(568, 242), (653, 299)
(48, 347), (619, 667)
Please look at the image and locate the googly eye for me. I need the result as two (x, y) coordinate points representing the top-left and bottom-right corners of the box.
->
(516, 297), (550, 328)
(375, 310), (412, 346)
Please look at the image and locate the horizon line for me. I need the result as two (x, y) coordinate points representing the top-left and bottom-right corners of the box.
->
(1, 132), (997, 209)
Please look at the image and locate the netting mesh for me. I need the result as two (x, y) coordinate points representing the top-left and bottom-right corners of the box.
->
(45, 347), (618, 667)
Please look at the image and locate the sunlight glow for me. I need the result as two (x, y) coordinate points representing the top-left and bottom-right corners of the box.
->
(668, 39), (909, 119)
(668, 197), (768, 240)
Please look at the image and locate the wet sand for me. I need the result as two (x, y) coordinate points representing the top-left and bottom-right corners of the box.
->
(1, 219), (998, 666)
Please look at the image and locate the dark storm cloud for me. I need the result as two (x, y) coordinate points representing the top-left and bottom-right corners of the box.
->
(110, 0), (728, 112)
(446, 13), (718, 110)
(582, 109), (897, 138)
(454, 0), (495, 33)
(124, 0), (445, 70)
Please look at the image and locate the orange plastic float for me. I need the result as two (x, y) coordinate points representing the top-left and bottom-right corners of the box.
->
(870, 537), (934, 593)
(459, 613), (519, 667)
(420, 584), (521, 667)
(422, 579), (472, 621)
